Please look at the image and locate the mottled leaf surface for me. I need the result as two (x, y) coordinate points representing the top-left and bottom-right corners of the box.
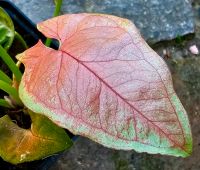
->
(0, 111), (72, 164)
(18, 14), (192, 157)
(0, 7), (14, 50)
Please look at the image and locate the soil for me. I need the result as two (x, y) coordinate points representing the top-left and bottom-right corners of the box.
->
(50, 1), (200, 170)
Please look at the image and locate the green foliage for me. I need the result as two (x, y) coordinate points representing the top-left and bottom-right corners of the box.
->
(0, 7), (14, 50)
(0, 80), (22, 106)
(0, 69), (12, 84)
(0, 45), (22, 82)
(0, 110), (72, 164)
(0, 99), (11, 108)
(0, 0), (73, 164)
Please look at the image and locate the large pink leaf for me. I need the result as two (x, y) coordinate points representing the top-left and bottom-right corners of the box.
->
(17, 14), (192, 157)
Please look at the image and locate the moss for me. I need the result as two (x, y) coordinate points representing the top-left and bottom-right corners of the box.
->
(112, 152), (132, 170)
(112, 151), (165, 170)
(131, 153), (164, 170)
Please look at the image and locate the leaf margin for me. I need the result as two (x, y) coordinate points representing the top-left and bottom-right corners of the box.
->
(17, 13), (193, 157)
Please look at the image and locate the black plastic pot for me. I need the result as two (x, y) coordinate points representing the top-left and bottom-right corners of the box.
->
(0, 0), (76, 169)
(0, 0), (58, 48)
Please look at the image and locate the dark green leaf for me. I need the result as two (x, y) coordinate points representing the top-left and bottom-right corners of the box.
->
(0, 7), (14, 50)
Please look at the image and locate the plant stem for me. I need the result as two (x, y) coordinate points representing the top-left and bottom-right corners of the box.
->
(0, 80), (22, 106)
(0, 45), (22, 82)
(0, 70), (12, 84)
(0, 99), (12, 108)
(45, 0), (63, 47)
(14, 31), (28, 49)
(53, 0), (63, 17)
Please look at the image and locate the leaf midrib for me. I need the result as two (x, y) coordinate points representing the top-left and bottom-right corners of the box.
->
(60, 50), (187, 152)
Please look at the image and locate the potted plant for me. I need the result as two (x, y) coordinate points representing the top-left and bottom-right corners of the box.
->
(0, 0), (192, 169)
(0, 0), (74, 169)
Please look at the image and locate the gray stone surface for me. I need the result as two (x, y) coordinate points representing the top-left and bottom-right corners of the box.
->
(9, 0), (194, 43)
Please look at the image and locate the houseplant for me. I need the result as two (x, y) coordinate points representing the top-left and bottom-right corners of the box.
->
(0, 0), (192, 168)
(0, 0), (73, 169)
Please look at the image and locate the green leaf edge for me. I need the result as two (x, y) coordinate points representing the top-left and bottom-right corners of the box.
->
(0, 69), (12, 84)
(19, 75), (192, 157)
(0, 112), (73, 164)
(0, 45), (22, 82)
(0, 98), (11, 108)
(0, 80), (22, 106)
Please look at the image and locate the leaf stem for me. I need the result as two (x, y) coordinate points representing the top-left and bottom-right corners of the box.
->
(45, 0), (63, 47)
(0, 45), (22, 82)
(0, 70), (12, 84)
(0, 99), (12, 108)
(14, 31), (28, 49)
(0, 80), (22, 106)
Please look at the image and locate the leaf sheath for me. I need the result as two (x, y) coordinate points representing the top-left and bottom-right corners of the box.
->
(0, 80), (22, 106)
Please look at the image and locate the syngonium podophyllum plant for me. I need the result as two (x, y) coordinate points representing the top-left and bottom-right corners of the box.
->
(0, 6), (72, 165)
(0, 1), (192, 165)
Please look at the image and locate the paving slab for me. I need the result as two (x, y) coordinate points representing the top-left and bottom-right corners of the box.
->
(9, 0), (194, 43)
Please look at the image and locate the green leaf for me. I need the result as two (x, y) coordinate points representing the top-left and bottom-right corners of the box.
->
(7, 31), (28, 58)
(0, 99), (11, 108)
(0, 45), (22, 82)
(0, 7), (14, 50)
(0, 69), (12, 84)
(0, 111), (72, 164)
(0, 80), (22, 106)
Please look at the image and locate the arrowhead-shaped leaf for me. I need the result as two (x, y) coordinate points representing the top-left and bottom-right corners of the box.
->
(0, 111), (72, 164)
(17, 14), (192, 157)
(0, 7), (14, 50)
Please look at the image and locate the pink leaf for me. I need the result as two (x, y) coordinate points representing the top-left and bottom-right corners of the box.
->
(17, 14), (192, 157)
